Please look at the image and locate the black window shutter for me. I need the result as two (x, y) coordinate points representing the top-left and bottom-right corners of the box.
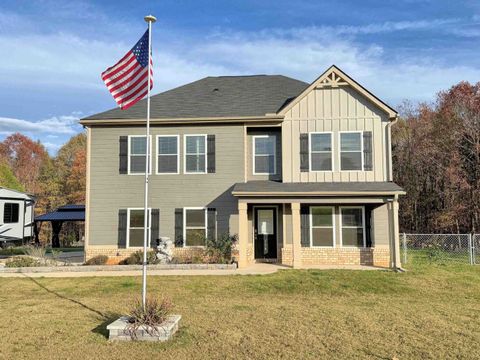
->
(151, 209), (160, 248)
(207, 135), (216, 173)
(174, 208), (183, 247)
(118, 209), (127, 248)
(207, 208), (216, 240)
(363, 131), (373, 171)
(300, 205), (310, 247)
(300, 133), (309, 172)
(119, 136), (128, 174)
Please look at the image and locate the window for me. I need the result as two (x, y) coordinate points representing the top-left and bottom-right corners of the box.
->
(310, 207), (335, 247)
(128, 135), (151, 174)
(3, 203), (19, 223)
(157, 135), (179, 174)
(127, 209), (151, 247)
(185, 135), (206, 173)
(253, 135), (276, 175)
(340, 132), (363, 171)
(184, 208), (207, 246)
(310, 133), (332, 171)
(340, 207), (365, 247)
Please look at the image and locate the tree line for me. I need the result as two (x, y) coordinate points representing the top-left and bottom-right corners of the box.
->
(0, 80), (479, 235)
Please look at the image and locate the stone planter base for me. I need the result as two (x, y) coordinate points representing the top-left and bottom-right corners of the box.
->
(107, 315), (181, 341)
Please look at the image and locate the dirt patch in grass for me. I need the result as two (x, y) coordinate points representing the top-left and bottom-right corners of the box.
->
(0, 264), (479, 359)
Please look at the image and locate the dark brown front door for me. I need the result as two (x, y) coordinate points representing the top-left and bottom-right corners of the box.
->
(254, 207), (277, 259)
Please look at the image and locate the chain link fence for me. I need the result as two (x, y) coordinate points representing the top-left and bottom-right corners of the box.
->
(401, 233), (478, 265)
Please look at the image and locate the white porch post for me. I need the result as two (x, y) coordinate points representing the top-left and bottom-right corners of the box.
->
(291, 202), (302, 269)
(392, 196), (401, 269)
(238, 202), (248, 268)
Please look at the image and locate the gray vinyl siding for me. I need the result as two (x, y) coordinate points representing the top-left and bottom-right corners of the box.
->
(88, 124), (243, 246)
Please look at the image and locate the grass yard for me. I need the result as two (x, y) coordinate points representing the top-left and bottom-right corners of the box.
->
(1, 263), (479, 359)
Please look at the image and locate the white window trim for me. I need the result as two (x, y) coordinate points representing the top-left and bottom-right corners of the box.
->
(339, 131), (364, 172)
(309, 206), (335, 248)
(252, 135), (277, 175)
(126, 208), (152, 248)
(155, 135), (180, 175)
(183, 207), (207, 247)
(309, 132), (333, 172)
(184, 134), (207, 174)
(127, 135), (152, 175)
(339, 206), (366, 248)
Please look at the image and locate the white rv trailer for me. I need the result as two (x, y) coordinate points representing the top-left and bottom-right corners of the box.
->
(0, 187), (35, 247)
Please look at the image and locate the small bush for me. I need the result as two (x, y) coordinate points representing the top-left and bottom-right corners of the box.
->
(120, 250), (158, 265)
(85, 255), (108, 265)
(24, 246), (47, 260)
(126, 296), (173, 339)
(5, 256), (41, 268)
(205, 233), (237, 264)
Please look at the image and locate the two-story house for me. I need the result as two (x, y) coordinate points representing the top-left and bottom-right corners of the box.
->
(80, 65), (405, 268)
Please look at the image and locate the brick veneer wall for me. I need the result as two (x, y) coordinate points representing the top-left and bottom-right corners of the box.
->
(86, 247), (207, 264)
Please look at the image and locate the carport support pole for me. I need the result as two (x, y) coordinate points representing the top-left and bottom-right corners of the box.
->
(142, 14), (156, 310)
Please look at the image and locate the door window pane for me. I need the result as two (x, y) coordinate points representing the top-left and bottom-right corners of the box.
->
(257, 210), (274, 235)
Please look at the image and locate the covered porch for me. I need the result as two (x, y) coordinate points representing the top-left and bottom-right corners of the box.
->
(232, 181), (404, 269)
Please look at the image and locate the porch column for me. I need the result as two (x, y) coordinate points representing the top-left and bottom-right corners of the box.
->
(238, 202), (248, 268)
(391, 196), (402, 269)
(291, 202), (302, 269)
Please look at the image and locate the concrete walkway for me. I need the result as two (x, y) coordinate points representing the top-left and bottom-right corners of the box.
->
(0, 263), (387, 278)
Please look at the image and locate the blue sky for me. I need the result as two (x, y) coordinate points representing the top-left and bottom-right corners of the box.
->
(1, 0), (479, 153)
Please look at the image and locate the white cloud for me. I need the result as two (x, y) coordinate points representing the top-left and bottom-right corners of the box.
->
(0, 112), (82, 135)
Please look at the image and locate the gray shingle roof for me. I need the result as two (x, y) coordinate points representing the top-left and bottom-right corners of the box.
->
(232, 181), (405, 195)
(83, 75), (309, 120)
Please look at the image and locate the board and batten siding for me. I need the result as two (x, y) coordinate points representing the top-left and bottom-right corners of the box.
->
(88, 124), (244, 246)
(282, 86), (389, 182)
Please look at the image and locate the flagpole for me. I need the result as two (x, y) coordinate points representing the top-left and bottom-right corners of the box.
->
(142, 14), (156, 310)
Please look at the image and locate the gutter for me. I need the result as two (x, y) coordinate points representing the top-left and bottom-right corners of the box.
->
(79, 114), (284, 126)
(232, 190), (406, 197)
(386, 115), (399, 182)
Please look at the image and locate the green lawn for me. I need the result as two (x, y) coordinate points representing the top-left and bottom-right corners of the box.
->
(0, 263), (479, 359)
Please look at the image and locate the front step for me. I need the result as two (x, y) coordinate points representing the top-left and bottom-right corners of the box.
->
(255, 258), (278, 264)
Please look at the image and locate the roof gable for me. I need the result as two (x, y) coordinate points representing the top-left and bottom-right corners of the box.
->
(278, 65), (398, 119)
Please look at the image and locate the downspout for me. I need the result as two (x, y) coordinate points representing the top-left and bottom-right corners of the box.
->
(386, 115), (399, 182)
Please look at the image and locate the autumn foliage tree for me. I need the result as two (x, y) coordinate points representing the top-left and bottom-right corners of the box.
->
(393, 81), (480, 233)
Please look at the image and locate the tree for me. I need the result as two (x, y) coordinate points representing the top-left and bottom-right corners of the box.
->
(0, 161), (25, 192)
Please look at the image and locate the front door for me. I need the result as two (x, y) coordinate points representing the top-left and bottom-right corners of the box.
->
(254, 207), (277, 259)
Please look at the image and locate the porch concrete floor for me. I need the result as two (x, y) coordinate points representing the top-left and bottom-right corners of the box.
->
(0, 263), (386, 278)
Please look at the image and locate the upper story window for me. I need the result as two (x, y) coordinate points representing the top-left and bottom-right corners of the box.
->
(128, 135), (151, 175)
(184, 208), (207, 246)
(340, 207), (365, 247)
(185, 135), (206, 174)
(157, 135), (179, 174)
(3, 203), (19, 223)
(340, 132), (363, 171)
(253, 135), (276, 175)
(309, 133), (332, 171)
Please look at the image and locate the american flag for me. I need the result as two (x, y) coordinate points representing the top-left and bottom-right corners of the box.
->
(101, 30), (153, 110)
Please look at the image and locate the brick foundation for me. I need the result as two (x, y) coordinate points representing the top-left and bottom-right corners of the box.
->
(86, 247), (210, 264)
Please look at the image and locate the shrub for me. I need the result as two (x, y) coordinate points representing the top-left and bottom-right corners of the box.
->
(205, 233), (237, 264)
(120, 250), (158, 265)
(5, 256), (41, 268)
(24, 246), (47, 260)
(126, 296), (173, 339)
(85, 255), (108, 265)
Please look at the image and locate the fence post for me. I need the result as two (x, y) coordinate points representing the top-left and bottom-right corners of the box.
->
(402, 233), (407, 265)
(468, 234), (473, 265)
(472, 235), (476, 265)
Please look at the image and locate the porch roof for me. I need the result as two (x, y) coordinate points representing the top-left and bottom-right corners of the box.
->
(232, 181), (405, 197)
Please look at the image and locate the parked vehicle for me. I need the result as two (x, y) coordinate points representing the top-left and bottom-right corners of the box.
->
(0, 187), (35, 248)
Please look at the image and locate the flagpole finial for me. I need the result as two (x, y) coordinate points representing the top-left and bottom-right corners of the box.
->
(144, 15), (157, 23)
